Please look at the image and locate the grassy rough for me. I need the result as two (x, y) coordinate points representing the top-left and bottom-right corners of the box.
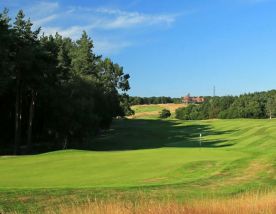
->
(46, 192), (276, 214)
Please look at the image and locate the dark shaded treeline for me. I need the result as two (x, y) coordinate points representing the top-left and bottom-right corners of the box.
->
(0, 9), (132, 155)
(176, 91), (276, 120)
(130, 96), (182, 105)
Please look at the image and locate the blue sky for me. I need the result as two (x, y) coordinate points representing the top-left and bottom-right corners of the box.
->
(2, 0), (276, 97)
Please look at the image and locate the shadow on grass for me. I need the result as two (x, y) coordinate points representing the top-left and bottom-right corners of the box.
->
(88, 119), (237, 151)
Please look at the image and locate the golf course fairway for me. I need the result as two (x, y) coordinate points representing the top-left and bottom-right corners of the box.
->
(0, 118), (275, 212)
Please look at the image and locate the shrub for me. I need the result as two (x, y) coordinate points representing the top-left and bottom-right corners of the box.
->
(159, 109), (171, 118)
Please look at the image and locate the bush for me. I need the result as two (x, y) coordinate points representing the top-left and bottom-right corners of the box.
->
(159, 109), (171, 118)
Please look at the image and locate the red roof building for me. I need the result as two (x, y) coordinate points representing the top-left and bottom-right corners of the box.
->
(183, 94), (205, 104)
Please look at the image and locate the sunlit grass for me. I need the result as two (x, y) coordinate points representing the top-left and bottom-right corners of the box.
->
(131, 103), (186, 118)
(45, 191), (276, 214)
(0, 117), (275, 213)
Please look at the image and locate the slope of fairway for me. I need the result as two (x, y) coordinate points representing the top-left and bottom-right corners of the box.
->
(0, 149), (243, 188)
(0, 119), (275, 191)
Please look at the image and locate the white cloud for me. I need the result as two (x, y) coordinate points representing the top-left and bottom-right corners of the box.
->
(17, 2), (180, 54)
(42, 25), (132, 55)
(42, 25), (84, 39)
(27, 1), (59, 16)
(42, 24), (97, 40)
(23, 2), (60, 28)
(94, 39), (132, 55)
(95, 8), (176, 29)
(33, 14), (58, 26)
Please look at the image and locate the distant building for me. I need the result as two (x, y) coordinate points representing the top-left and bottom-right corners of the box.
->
(182, 94), (205, 104)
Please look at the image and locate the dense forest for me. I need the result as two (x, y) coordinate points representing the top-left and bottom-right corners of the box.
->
(176, 90), (276, 120)
(0, 9), (132, 155)
(130, 96), (182, 105)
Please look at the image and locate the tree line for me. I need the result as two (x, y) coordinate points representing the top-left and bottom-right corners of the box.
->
(0, 9), (132, 155)
(130, 96), (182, 105)
(176, 91), (276, 120)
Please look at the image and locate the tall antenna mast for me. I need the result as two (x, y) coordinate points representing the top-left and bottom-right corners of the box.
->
(213, 86), (216, 97)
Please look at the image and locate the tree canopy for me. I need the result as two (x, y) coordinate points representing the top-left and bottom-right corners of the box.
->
(130, 96), (182, 105)
(176, 91), (276, 120)
(0, 9), (132, 155)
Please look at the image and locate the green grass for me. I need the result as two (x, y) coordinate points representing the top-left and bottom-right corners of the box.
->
(0, 118), (276, 213)
(131, 103), (185, 119)
(131, 105), (163, 113)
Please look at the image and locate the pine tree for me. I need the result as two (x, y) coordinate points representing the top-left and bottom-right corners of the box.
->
(13, 10), (41, 154)
(71, 31), (98, 77)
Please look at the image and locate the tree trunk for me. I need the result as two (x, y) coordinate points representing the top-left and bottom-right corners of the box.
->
(14, 72), (22, 155)
(27, 89), (36, 153)
(63, 136), (68, 150)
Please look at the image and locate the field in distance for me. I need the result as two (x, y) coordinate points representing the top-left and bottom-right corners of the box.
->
(130, 103), (187, 118)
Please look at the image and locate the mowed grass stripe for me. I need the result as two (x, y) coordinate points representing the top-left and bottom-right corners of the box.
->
(0, 118), (275, 193)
